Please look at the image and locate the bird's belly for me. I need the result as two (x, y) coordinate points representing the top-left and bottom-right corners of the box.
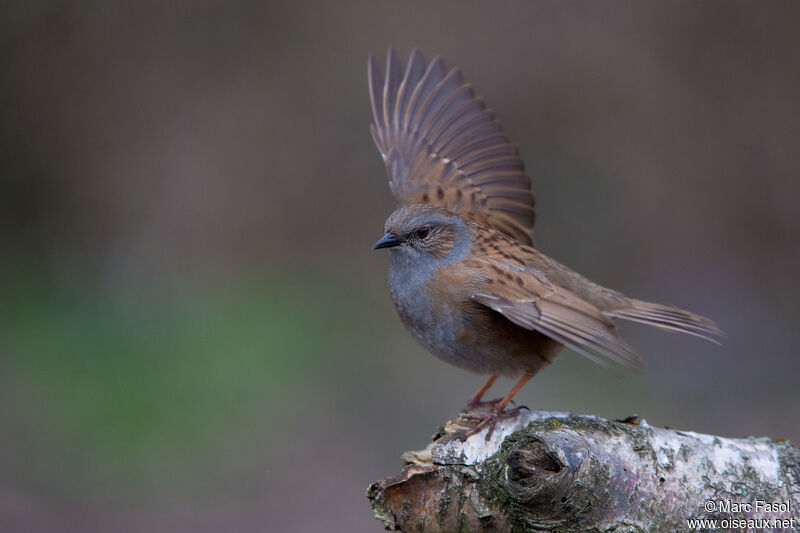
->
(389, 281), (560, 377)
(393, 293), (463, 365)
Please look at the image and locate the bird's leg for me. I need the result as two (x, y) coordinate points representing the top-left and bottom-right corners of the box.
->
(461, 373), (533, 441)
(463, 375), (499, 410)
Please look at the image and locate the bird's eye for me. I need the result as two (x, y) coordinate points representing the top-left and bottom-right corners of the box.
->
(415, 226), (431, 239)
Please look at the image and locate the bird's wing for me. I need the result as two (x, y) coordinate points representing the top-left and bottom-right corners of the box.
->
(368, 47), (536, 245)
(466, 257), (644, 371)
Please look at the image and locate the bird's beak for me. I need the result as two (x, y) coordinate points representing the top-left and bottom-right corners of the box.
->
(372, 232), (402, 250)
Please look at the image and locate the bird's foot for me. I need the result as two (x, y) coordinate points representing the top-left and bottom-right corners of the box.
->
(459, 404), (528, 442)
(461, 396), (513, 413)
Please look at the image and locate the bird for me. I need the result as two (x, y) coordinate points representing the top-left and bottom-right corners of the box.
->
(368, 47), (723, 440)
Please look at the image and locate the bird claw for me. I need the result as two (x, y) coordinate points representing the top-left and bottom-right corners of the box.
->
(459, 405), (525, 441)
(461, 397), (515, 413)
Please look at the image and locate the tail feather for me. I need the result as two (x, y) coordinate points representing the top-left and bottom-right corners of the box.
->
(605, 300), (724, 344)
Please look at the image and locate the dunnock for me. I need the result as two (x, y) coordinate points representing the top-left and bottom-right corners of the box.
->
(368, 48), (723, 439)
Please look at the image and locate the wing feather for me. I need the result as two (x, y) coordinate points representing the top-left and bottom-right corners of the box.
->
(368, 47), (536, 244)
(469, 258), (644, 372)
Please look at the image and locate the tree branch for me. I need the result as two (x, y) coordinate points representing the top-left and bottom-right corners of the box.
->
(367, 410), (800, 532)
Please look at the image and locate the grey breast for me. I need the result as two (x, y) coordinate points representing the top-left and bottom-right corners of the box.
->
(386, 216), (474, 366)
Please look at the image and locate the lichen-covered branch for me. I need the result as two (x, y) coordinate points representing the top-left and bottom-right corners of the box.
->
(367, 410), (800, 532)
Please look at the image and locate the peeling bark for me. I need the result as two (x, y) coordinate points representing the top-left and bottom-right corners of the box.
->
(367, 410), (800, 532)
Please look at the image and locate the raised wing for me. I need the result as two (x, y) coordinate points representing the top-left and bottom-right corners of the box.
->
(467, 258), (644, 372)
(368, 47), (536, 244)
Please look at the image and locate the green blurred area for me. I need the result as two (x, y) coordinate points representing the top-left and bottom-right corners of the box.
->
(0, 263), (384, 497)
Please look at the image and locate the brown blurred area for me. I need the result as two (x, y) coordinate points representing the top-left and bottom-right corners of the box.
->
(1, 1), (799, 531)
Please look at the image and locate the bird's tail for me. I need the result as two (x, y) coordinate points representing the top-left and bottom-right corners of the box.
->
(605, 299), (724, 344)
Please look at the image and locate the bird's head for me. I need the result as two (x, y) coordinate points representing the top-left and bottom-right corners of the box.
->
(372, 204), (470, 263)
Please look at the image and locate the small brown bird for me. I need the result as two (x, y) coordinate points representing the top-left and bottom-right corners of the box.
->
(368, 47), (723, 439)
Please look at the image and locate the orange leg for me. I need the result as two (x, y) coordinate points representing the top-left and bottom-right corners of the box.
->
(462, 373), (534, 441)
(465, 375), (498, 409)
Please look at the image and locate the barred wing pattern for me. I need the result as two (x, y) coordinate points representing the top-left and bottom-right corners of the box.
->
(368, 47), (536, 245)
(466, 257), (644, 372)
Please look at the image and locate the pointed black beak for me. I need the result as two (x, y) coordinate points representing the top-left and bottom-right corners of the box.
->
(372, 232), (402, 250)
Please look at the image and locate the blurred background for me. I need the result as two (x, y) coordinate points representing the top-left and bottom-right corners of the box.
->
(2, 1), (799, 531)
